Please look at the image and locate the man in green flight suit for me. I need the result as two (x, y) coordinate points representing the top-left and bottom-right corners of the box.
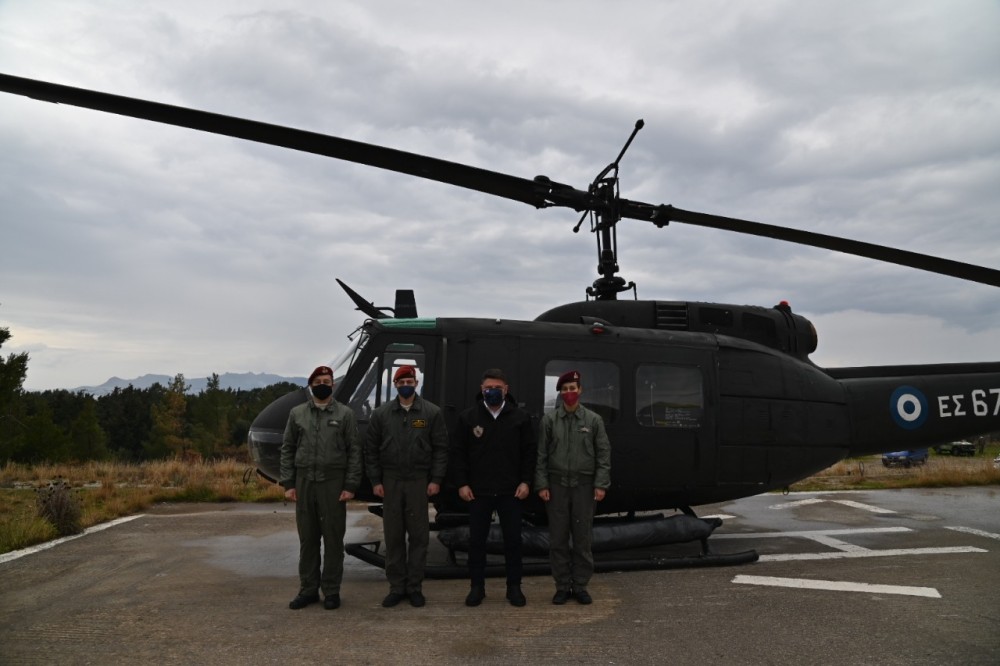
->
(365, 365), (449, 608)
(535, 369), (611, 605)
(280, 365), (362, 611)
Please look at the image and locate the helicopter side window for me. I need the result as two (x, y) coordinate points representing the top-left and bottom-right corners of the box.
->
(635, 365), (703, 429)
(346, 343), (426, 421)
(543, 360), (619, 423)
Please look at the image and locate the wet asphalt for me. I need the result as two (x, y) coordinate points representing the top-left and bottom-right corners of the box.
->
(1, 487), (998, 665)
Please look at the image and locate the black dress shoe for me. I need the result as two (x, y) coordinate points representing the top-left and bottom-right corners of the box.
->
(409, 590), (426, 607)
(506, 585), (526, 607)
(382, 592), (407, 607)
(324, 594), (341, 610)
(575, 588), (593, 605)
(288, 593), (320, 610)
(465, 585), (486, 607)
(551, 589), (571, 605)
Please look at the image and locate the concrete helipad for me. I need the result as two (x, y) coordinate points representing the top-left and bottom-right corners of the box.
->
(1, 489), (998, 665)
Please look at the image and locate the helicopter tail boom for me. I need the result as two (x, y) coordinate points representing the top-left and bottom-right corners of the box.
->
(833, 362), (1000, 456)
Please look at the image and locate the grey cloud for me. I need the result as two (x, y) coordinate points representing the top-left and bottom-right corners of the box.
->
(2, 0), (998, 390)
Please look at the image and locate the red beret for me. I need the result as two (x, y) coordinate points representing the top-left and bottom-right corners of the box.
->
(393, 365), (417, 382)
(308, 365), (333, 384)
(556, 370), (581, 390)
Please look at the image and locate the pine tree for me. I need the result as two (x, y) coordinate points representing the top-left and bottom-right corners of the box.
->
(190, 373), (233, 457)
(68, 398), (109, 461)
(0, 325), (30, 461)
(21, 401), (72, 462)
(146, 374), (192, 459)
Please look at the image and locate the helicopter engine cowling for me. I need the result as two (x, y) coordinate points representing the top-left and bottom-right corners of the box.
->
(535, 299), (818, 359)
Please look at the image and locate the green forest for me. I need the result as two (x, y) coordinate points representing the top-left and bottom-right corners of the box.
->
(0, 325), (300, 464)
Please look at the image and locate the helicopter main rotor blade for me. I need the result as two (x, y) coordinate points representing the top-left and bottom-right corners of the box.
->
(0, 73), (592, 211)
(3, 73), (996, 288)
(615, 200), (1000, 288)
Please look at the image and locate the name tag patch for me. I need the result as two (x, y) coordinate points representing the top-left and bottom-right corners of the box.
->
(412, 419), (428, 428)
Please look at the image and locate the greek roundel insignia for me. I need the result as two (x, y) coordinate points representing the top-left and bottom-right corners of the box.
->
(890, 385), (928, 430)
(473, 426), (484, 438)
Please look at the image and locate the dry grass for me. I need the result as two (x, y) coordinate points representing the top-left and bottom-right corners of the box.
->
(0, 459), (284, 554)
(2, 452), (998, 555)
(790, 453), (1000, 491)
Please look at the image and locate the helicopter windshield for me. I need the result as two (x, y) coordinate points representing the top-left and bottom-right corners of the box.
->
(328, 328), (370, 385)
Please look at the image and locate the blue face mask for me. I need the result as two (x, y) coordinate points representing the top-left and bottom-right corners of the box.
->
(397, 385), (416, 399)
(483, 387), (504, 406)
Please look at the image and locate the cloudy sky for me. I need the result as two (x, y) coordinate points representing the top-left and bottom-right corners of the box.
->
(1, 0), (999, 391)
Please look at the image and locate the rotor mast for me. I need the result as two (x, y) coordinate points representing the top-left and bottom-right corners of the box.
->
(578, 120), (644, 301)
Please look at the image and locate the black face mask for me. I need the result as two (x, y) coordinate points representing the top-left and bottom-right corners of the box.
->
(483, 387), (504, 406)
(310, 384), (333, 400)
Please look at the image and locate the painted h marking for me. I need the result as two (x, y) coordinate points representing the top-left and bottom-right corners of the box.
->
(733, 575), (942, 598)
(716, 526), (987, 562)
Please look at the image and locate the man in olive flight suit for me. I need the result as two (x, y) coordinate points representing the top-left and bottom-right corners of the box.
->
(536, 369), (611, 605)
(365, 365), (449, 608)
(280, 365), (362, 611)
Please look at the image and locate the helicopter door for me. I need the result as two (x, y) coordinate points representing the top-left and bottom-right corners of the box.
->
(458, 335), (522, 404)
(344, 341), (430, 426)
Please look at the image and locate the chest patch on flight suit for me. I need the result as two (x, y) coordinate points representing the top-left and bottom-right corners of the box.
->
(411, 419), (428, 428)
(327, 419), (340, 426)
(579, 426), (590, 433)
(472, 426), (484, 438)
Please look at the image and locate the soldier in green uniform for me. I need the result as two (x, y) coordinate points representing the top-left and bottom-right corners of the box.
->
(535, 369), (611, 605)
(365, 365), (449, 608)
(280, 365), (362, 610)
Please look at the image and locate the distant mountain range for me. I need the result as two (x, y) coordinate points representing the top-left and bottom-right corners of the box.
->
(73, 372), (307, 396)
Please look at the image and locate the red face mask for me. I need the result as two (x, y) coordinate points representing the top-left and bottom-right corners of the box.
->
(561, 391), (580, 408)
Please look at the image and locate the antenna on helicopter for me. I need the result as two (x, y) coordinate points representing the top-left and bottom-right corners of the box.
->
(578, 119), (643, 301)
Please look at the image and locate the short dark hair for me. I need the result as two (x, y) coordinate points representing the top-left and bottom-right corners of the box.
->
(481, 368), (507, 383)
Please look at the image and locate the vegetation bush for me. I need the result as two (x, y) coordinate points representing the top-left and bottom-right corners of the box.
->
(35, 478), (82, 536)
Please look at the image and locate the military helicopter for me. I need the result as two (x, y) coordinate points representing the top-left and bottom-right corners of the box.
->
(4, 73), (1000, 571)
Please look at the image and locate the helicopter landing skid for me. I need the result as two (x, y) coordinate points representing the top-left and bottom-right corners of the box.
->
(345, 533), (758, 579)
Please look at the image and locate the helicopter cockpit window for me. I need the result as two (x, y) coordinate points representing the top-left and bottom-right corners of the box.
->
(635, 365), (703, 429)
(544, 360), (619, 423)
(346, 343), (426, 422)
(329, 328), (370, 386)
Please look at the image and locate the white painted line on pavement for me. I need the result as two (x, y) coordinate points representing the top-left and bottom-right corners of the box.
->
(716, 527), (911, 539)
(732, 575), (942, 598)
(701, 514), (736, 520)
(829, 499), (896, 514)
(769, 498), (825, 509)
(758, 546), (986, 562)
(0, 515), (143, 565)
(808, 534), (870, 552)
(945, 526), (1000, 541)
(768, 498), (896, 514)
